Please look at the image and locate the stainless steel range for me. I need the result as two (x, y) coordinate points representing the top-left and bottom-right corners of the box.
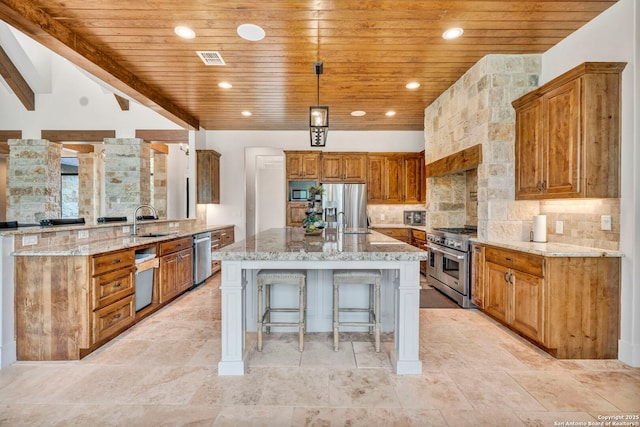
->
(426, 226), (477, 308)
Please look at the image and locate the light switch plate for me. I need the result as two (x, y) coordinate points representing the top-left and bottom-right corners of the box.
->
(78, 230), (89, 239)
(380, 214), (385, 220)
(555, 220), (564, 234)
(601, 215), (612, 231)
(123, 226), (130, 234)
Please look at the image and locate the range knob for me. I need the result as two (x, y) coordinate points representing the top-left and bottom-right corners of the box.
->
(453, 241), (462, 249)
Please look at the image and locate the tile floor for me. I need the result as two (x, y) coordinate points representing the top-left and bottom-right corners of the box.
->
(0, 274), (638, 426)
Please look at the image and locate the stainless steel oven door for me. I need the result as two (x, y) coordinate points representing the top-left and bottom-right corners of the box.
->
(426, 244), (467, 294)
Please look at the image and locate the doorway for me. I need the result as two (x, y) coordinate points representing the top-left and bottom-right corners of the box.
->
(245, 148), (285, 237)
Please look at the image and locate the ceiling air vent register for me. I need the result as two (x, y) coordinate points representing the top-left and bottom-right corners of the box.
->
(196, 51), (226, 66)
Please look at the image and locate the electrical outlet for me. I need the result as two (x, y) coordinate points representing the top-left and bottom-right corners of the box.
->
(601, 215), (612, 231)
(22, 235), (38, 246)
(555, 220), (564, 234)
(78, 230), (89, 239)
(380, 213), (385, 220)
(122, 226), (130, 234)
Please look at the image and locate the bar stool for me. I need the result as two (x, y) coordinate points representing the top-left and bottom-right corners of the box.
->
(332, 269), (382, 352)
(256, 269), (307, 352)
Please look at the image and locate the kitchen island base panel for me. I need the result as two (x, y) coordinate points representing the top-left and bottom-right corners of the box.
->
(217, 260), (422, 376)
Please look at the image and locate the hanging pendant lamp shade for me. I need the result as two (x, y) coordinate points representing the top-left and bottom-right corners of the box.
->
(310, 62), (328, 147)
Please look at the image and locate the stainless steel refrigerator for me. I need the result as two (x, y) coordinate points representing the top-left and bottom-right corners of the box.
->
(321, 183), (368, 229)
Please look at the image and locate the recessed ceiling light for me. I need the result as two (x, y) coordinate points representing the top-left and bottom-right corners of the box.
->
(237, 24), (265, 41)
(385, 111), (396, 117)
(351, 111), (366, 117)
(218, 82), (232, 89)
(174, 26), (196, 39)
(406, 82), (420, 90)
(241, 111), (252, 116)
(442, 27), (464, 40)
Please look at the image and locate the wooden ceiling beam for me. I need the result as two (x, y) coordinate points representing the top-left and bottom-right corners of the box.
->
(41, 130), (115, 142)
(114, 94), (129, 111)
(62, 143), (94, 153)
(0, 45), (34, 111)
(0, 0), (199, 130)
(150, 143), (169, 154)
(135, 129), (189, 144)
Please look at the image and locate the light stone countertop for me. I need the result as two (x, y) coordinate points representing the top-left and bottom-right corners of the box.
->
(212, 227), (428, 262)
(11, 224), (234, 256)
(370, 224), (429, 231)
(472, 238), (622, 258)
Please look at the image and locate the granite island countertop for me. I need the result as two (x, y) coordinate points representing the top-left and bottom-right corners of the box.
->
(212, 227), (428, 262)
(472, 238), (622, 258)
(11, 224), (234, 256)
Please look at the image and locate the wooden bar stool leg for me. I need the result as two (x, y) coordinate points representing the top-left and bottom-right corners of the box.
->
(265, 283), (271, 334)
(257, 280), (263, 352)
(374, 279), (381, 353)
(368, 283), (374, 335)
(333, 281), (339, 351)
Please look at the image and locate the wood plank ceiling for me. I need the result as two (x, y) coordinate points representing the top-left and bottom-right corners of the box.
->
(0, 0), (618, 131)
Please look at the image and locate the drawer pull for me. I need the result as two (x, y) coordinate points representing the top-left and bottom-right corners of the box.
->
(112, 313), (121, 320)
(113, 282), (122, 289)
(505, 257), (514, 262)
(111, 259), (122, 265)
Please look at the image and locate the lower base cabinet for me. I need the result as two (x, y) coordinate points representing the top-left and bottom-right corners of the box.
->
(211, 226), (235, 275)
(476, 244), (620, 359)
(158, 237), (194, 304)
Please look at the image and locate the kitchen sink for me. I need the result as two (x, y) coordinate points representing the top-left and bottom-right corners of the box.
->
(135, 232), (177, 238)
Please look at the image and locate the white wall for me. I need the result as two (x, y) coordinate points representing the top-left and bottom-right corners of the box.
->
(542, 0), (638, 366)
(201, 130), (424, 240)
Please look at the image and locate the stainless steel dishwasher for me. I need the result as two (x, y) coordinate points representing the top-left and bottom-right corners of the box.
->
(192, 231), (212, 287)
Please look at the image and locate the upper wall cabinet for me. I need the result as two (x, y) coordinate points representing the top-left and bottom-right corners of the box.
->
(367, 152), (424, 204)
(196, 150), (221, 204)
(320, 152), (367, 182)
(285, 151), (320, 179)
(512, 62), (626, 200)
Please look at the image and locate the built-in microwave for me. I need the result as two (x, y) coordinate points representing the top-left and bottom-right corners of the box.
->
(290, 188), (309, 201)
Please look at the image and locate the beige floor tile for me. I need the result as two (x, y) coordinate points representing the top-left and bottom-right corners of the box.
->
(390, 370), (473, 410)
(291, 407), (449, 426)
(328, 369), (400, 408)
(441, 408), (527, 426)
(259, 367), (330, 406)
(213, 406), (293, 427)
(572, 370), (640, 411)
(515, 411), (597, 427)
(353, 341), (393, 369)
(300, 340), (357, 369)
(509, 371), (621, 412)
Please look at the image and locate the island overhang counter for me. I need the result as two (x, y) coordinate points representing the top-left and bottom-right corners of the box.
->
(212, 227), (428, 376)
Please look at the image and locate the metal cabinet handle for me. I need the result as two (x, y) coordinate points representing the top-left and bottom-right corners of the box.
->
(504, 271), (510, 283)
(509, 273), (515, 285)
(542, 180), (547, 191)
(111, 259), (122, 264)
(113, 282), (122, 288)
(112, 314), (121, 320)
(505, 257), (513, 262)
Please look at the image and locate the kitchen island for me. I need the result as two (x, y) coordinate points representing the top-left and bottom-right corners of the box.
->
(212, 227), (428, 376)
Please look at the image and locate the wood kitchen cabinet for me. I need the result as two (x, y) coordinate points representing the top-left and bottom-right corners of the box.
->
(478, 244), (620, 359)
(372, 227), (410, 243)
(470, 244), (485, 308)
(158, 236), (193, 303)
(367, 153), (423, 204)
(196, 150), (221, 204)
(320, 152), (367, 182)
(513, 62), (625, 200)
(286, 202), (308, 226)
(211, 226), (235, 275)
(285, 150), (320, 179)
(410, 229), (427, 276)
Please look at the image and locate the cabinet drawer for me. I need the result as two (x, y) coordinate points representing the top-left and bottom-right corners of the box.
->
(92, 266), (135, 310)
(374, 228), (409, 239)
(92, 250), (135, 276)
(485, 246), (544, 277)
(220, 228), (234, 246)
(159, 237), (193, 256)
(411, 229), (426, 240)
(93, 295), (135, 343)
(211, 230), (221, 243)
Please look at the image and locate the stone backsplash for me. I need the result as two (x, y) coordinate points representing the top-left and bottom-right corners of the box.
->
(368, 204), (426, 226)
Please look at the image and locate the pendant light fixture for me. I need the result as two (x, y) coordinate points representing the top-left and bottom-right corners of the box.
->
(310, 62), (328, 147)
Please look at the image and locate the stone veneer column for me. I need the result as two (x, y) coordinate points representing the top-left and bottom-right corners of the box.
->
(152, 151), (167, 219)
(7, 139), (62, 223)
(103, 138), (151, 217)
(423, 54), (541, 240)
(77, 152), (102, 224)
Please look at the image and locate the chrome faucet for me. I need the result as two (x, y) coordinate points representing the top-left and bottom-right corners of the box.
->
(337, 211), (346, 231)
(132, 204), (157, 236)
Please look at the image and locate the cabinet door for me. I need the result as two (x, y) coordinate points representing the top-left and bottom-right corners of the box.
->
(342, 154), (366, 182)
(320, 154), (343, 181)
(176, 248), (193, 292)
(403, 155), (422, 203)
(384, 155), (404, 203)
(302, 153), (320, 178)
(515, 98), (545, 199)
(158, 252), (179, 303)
(470, 245), (485, 308)
(367, 155), (385, 203)
(544, 78), (581, 197)
(511, 269), (544, 342)
(484, 261), (509, 323)
(286, 153), (304, 178)
(287, 203), (308, 226)
(196, 150), (221, 204)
